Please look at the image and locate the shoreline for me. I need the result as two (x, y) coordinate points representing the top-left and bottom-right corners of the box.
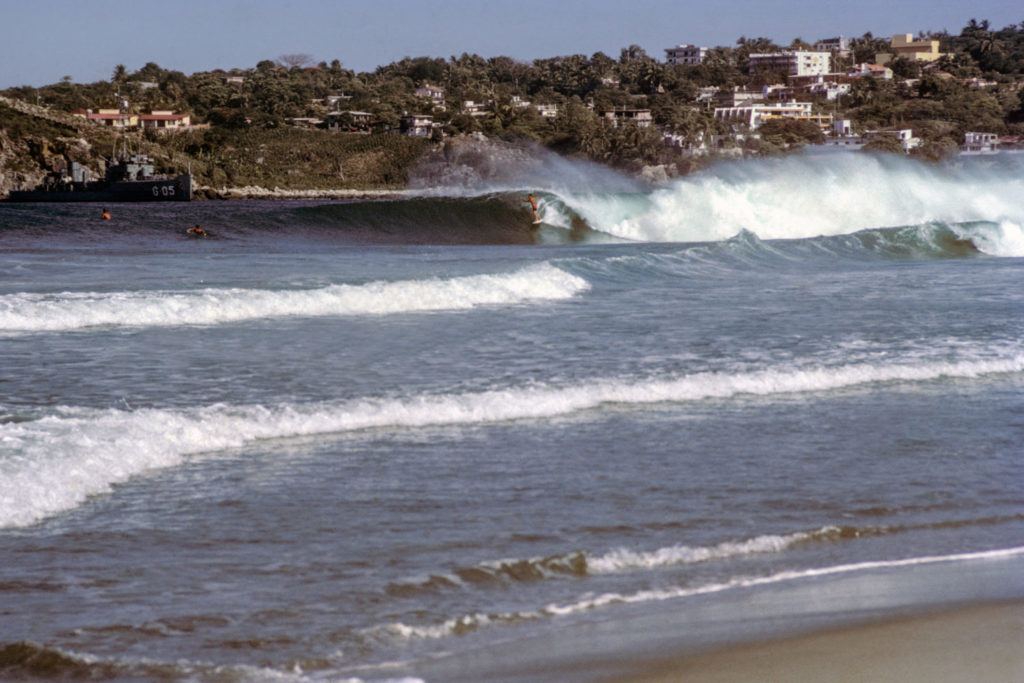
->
(613, 600), (1024, 683)
(398, 549), (1024, 683)
(193, 185), (415, 201)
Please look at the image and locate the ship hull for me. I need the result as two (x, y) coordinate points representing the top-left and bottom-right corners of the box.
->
(7, 175), (192, 202)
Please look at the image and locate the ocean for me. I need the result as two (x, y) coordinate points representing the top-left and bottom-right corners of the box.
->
(1, 150), (1023, 681)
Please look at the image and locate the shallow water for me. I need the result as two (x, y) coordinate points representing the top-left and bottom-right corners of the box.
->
(2, 152), (1023, 680)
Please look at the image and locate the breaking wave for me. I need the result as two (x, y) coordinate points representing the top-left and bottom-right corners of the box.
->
(537, 152), (1024, 251)
(3, 348), (1022, 528)
(0, 263), (588, 333)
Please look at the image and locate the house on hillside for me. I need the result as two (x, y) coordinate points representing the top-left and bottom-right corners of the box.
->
(400, 114), (435, 137)
(326, 110), (374, 132)
(864, 128), (920, 151)
(603, 108), (653, 127)
(664, 44), (708, 65)
(139, 111), (191, 132)
(714, 100), (832, 132)
(814, 37), (851, 58)
(715, 87), (762, 107)
(463, 100), (492, 117)
(962, 132), (999, 154)
(748, 51), (831, 77)
(876, 34), (944, 65)
(415, 84), (446, 109)
(535, 103), (559, 118)
(850, 63), (894, 80)
(72, 109), (138, 129)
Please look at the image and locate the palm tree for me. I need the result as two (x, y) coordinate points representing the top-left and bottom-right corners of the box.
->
(112, 64), (127, 87)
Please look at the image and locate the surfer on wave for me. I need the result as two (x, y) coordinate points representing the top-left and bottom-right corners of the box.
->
(186, 224), (207, 237)
(523, 193), (540, 224)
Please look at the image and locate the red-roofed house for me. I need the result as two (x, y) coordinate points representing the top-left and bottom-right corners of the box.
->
(139, 111), (191, 132)
(72, 109), (138, 129)
(849, 63), (893, 80)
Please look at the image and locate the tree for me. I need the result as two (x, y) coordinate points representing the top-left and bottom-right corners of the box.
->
(279, 54), (314, 69)
(757, 118), (825, 147)
(862, 135), (905, 154)
(111, 64), (127, 88)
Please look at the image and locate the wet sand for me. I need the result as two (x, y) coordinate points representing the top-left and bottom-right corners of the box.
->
(613, 600), (1024, 683)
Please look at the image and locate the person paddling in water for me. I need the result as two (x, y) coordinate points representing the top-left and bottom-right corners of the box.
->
(524, 193), (540, 223)
(101, 208), (111, 220)
(186, 224), (207, 237)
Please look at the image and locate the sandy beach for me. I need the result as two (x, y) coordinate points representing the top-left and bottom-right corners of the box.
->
(612, 601), (1024, 683)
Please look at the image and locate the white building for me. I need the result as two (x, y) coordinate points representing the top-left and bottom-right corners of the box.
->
(833, 119), (853, 136)
(849, 63), (893, 80)
(415, 84), (446, 109)
(864, 129), (920, 151)
(400, 114), (435, 137)
(665, 44), (709, 66)
(962, 132), (999, 153)
(814, 36), (851, 56)
(462, 100), (492, 117)
(603, 108), (653, 127)
(748, 51), (831, 77)
(535, 103), (559, 118)
(713, 100), (832, 130)
(808, 81), (851, 101)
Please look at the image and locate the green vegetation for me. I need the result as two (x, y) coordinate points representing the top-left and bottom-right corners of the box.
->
(163, 127), (430, 189)
(2, 19), (1024, 194)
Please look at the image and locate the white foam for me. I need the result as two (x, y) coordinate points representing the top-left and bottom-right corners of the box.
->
(589, 531), (811, 573)
(953, 219), (1024, 257)
(554, 154), (1024, 246)
(3, 352), (1022, 528)
(0, 263), (589, 333)
(367, 546), (1024, 641)
(544, 546), (1024, 618)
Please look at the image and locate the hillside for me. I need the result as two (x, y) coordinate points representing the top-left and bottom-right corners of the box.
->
(3, 19), (1024, 198)
(0, 96), (437, 198)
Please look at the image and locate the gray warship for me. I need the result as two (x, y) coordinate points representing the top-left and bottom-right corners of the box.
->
(6, 152), (192, 202)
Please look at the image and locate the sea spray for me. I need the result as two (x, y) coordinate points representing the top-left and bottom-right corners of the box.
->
(548, 153), (1024, 243)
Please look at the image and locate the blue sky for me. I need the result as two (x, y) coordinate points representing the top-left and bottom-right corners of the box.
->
(0, 0), (1020, 89)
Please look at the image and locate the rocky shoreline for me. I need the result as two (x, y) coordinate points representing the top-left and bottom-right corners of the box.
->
(192, 185), (413, 201)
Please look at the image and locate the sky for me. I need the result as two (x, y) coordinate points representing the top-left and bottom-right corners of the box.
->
(0, 0), (1020, 90)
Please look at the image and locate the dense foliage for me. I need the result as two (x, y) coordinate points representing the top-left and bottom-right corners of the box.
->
(2, 18), (1024, 188)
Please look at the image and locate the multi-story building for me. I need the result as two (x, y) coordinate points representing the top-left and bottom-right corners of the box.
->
(400, 114), (435, 137)
(748, 51), (831, 77)
(603, 108), (653, 128)
(713, 100), (833, 131)
(962, 132), (999, 153)
(876, 34), (944, 65)
(664, 44), (709, 66)
(715, 87), (763, 107)
(814, 36), (851, 57)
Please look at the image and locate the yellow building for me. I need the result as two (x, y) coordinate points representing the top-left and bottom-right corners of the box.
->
(72, 109), (139, 129)
(876, 34), (944, 65)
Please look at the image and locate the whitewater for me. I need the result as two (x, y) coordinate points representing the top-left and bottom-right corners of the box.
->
(1, 150), (1023, 681)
